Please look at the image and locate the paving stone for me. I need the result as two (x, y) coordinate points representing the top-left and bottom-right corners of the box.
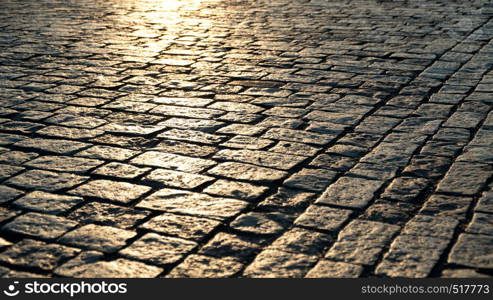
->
(305, 260), (363, 278)
(209, 101), (264, 114)
(457, 146), (493, 164)
(469, 127), (493, 147)
(59, 224), (136, 253)
(242, 87), (292, 98)
(263, 128), (332, 145)
(0, 185), (24, 203)
(0, 151), (38, 165)
(46, 85), (84, 95)
(216, 124), (266, 136)
(258, 187), (315, 212)
(402, 155), (452, 179)
(338, 132), (381, 148)
(69, 179), (151, 204)
(269, 141), (320, 157)
(153, 58), (194, 66)
(414, 103), (453, 118)
(0, 121), (44, 134)
(0, 133), (27, 146)
(310, 150), (357, 170)
(347, 163), (399, 180)
(75, 145), (139, 161)
(375, 106), (413, 118)
(256, 116), (302, 129)
(3, 213), (77, 239)
(45, 114), (106, 129)
(268, 228), (333, 256)
(434, 127), (471, 143)
(14, 138), (89, 154)
(362, 200), (417, 224)
(154, 140), (217, 158)
(24, 156), (103, 173)
(102, 100), (156, 113)
(361, 142), (420, 167)
(476, 191), (493, 214)
(430, 93), (465, 104)
(68, 202), (150, 229)
(382, 132), (428, 145)
(305, 121), (346, 136)
(199, 233), (263, 260)
(420, 194), (473, 221)
(441, 269), (492, 278)
(376, 235), (450, 278)
(420, 140), (465, 158)
(304, 111), (362, 126)
(243, 249), (317, 278)
(354, 116), (401, 135)
(92, 162), (150, 179)
(381, 177), (430, 203)
(158, 129), (226, 144)
(264, 107), (307, 118)
(294, 205), (352, 232)
(203, 179), (269, 201)
(89, 134), (149, 149)
(214, 149), (305, 170)
(402, 215), (459, 239)
(5, 170), (88, 192)
(316, 177), (384, 209)
(137, 189), (248, 220)
(13, 191), (83, 215)
(283, 168), (337, 192)
(230, 212), (292, 236)
(443, 111), (484, 129)
(466, 213), (493, 236)
(0, 164), (24, 180)
(152, 97), (212, 107)
(167, 255), (243, 278)
(207, 162), (288, 183)
(159, 117), (224, 132)
(252, 95), (306, 107)
(325, 220), (400, 266)
(393, 117), (443, 135)
(220, 136), (274, 150)
(0, 239), (79, 271)
(326, 144), (369, 158)
(1, 269), (50, 278)
(120, 233), (197, 265)
(0, 207), (21, 224)
(99, 123), (165, 136)
(36, 126), (104, 140)
(55, 251), (163, 278)
(219, 112), (262, 124)
(141, 213), (221, 241)
(437, 163), (492, 196)
(0, 238), (13, 248)
(144, 169), (213, 189)
(131, 151), (215, 173)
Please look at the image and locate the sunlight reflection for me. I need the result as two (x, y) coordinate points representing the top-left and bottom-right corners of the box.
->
(115, 0), (204, 26)
(107, 0), (210, 53)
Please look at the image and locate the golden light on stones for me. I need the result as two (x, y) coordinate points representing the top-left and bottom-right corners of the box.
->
(107, 0), (212, 61)
(122, 0), (204, 26)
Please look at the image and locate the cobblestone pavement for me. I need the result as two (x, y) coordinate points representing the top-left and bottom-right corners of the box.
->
(0, 0), (492, 278)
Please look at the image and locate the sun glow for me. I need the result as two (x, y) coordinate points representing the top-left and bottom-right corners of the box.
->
(96, 0), (212, 59)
